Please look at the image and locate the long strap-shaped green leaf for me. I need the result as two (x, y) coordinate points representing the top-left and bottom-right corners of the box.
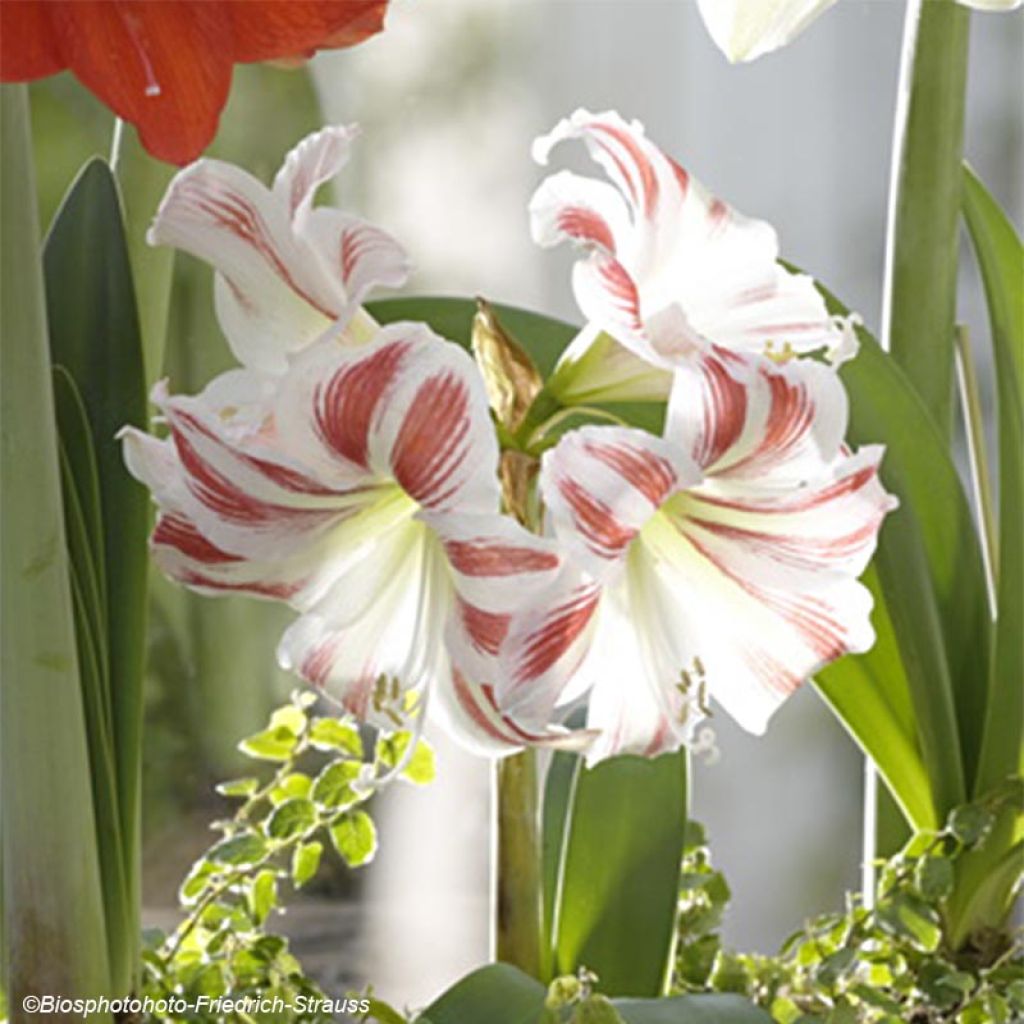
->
(548, 750), (688, 996)
(962, 165), (1023, 795)
(945, 167), (1024, 949)
(43, 158), (149, 991)
(1, 83), (113, 1015)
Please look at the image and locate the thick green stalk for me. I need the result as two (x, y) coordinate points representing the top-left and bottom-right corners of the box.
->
(495, 750), (543, 977)
(883, 0), (970, 440)
(1, 84), (113, 1017)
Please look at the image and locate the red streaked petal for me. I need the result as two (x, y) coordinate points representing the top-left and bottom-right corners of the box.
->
(272, 124), (356, 218)
(313, 338), (413, 469)
(540, 425), (698, 575)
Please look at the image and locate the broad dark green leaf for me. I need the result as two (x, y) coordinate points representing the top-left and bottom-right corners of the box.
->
(367, 296), (576, 375)
(614, 994), (773, 1023)
(554, 750), (688, 996)
(419, 964), (546, 1024)
(43, 157), (148, 988)
(962, 165), (1023, 795)
(420, 965), (773, 1024)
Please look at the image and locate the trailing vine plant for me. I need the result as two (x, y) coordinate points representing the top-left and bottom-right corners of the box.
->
(139, 690), (435, 1022)
(671, 784), (1024, 1024)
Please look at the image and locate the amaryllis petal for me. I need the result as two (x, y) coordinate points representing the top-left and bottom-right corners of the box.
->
(666, 349), (849, 484)
(0, 2), (389, 164)
(540, 425), (700, 578)
(696, 0), (1020, 65)
(149, 126), (408, 373)
(276, 324), (501, 514)
(695, 0), (837, 63)
(531, 109), (852, 377)
(228, 2), (387, 62)
(48, 1), (232, 166)
(277, 520), (450, 720)
(0, 1), (63, 80)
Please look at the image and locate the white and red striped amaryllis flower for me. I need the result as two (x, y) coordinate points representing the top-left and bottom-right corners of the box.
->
(501, 350), (896, 765)
(149, 124), (410, 375)
(529, 109), (855, 403)
(121, 323), (587, 756)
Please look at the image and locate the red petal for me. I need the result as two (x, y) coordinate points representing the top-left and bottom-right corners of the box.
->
(229, 1), (388, 62)
(0, 1), (64, 81)
(50, 1), (232, 165)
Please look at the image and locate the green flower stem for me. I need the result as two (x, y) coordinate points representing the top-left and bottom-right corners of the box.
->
(883, 0), (970, 440)
(113, 121), (175, 384)
(495, 749), (544, 977)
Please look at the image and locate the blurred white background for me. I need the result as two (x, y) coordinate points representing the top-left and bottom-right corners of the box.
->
(299, 0), (1022, 1007)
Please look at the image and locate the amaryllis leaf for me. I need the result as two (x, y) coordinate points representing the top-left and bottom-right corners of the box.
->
(541, 747), (582, 981)
(962, 164), (1023, 794)
(1, 83), (112, 1010)
(420, 964), (772, 1024)
(43, 156), (148, 989)
(815, 285), (989, 818)
(553, 750), (688, 996)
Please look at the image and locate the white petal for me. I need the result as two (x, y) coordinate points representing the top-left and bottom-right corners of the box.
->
(298, 208), (410, 308)
(667, 351), (849, 484)
(272, 124), (357, 221)
(695, 0), (839, 63)
(150, 158), (343, 373)
(277, 521), (450, 721)
(276, 323), (502, 515)
(540, 424), (700, 579)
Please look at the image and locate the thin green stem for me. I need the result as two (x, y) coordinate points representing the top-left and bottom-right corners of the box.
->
(495, 750), (544, 977)
(955, 324), (999, 609)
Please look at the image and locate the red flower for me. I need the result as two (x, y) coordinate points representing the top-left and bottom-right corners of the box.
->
(0, 1), (389, 164)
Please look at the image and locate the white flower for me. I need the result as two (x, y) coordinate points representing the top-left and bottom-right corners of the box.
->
(530, 109), (855, 403)
(501, 351), (896, 765)
(121, 324), (589, 756)
(149, 125), (410, 375)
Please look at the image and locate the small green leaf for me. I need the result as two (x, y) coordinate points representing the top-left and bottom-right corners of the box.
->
(215, 777), (259, 799)
(291, 841), (323, 888)
(312, 760), (363, 809)
(915, 855), (955, 901)
(268, 772), (312, 805)
(378, 731), (437, 785)
(178, 859), (216, 904)
(308, 717), (363, 756)
(575, 994), (625, 1024)
(238, 726), (299, 762)
(266, 798), (316, 841)
(330, 810), (378, 868)
(208, 833), (268, 867)
(249, 868), (278, 925)
(950, 804), (996, 846)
